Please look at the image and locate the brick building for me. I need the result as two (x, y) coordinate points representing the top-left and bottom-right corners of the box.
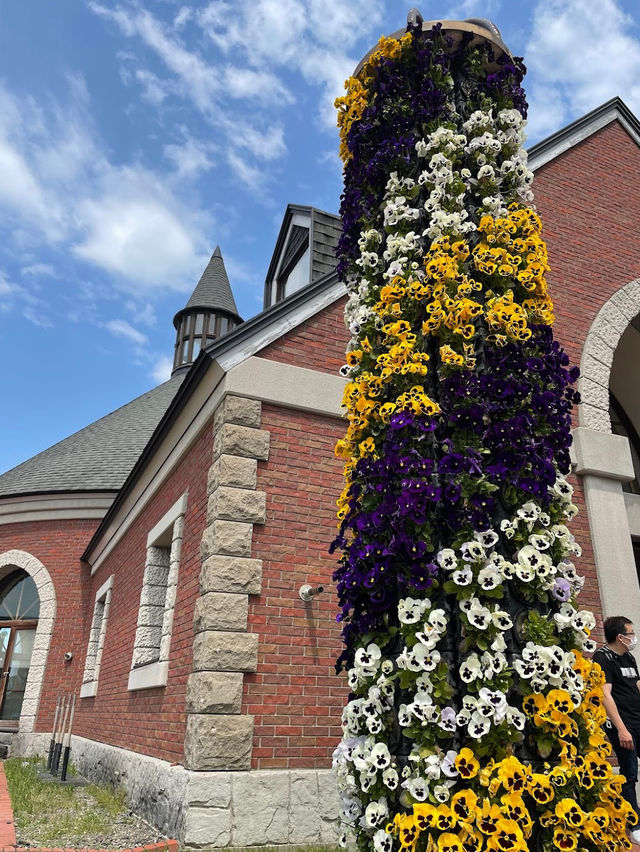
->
(0, 98), (639, 846)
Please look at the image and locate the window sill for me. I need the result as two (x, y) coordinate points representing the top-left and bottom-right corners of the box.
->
(80, 681), (98, 698)
(127, 660), (169, 691)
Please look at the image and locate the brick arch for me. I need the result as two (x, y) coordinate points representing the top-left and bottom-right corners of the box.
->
(579, 279), (640, 432)
(0, 549), (56, 734)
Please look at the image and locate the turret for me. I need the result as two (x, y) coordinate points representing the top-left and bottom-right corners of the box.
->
(172, 246), (242, 373)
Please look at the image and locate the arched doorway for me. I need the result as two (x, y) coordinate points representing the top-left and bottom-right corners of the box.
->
(0, 570), (39, 728)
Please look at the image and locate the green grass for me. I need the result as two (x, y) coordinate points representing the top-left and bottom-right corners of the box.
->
(4, 756), (132, 846)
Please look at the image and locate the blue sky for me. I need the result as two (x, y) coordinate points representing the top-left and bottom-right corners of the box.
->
(1, 0), (640, 475)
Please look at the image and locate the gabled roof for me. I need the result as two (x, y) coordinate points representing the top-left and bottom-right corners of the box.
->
(263, 204), (341, 309)
(0, 373), (185, 498)
(528, 96), (640, 171)
(175, 245), (241, 325)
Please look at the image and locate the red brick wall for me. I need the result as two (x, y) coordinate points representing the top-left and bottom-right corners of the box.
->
(534, 122), (640, 370)
(534, 120), (640, 642)
(0, 519), (98, 713)
(52, 421), (213, 762)
(247, 404), (348, 769)
(257, 297), (348, 374)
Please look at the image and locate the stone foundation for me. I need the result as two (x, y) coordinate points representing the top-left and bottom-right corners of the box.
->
(11, 733), (340, 847)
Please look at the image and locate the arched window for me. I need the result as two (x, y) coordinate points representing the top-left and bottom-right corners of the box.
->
(610, 392), (640, 495)
(0, 570), (39, 620)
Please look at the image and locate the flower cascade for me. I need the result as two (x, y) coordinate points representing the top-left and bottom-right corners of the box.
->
(332, 22), (631, 852)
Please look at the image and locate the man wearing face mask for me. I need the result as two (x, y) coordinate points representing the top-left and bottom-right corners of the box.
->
(594, 615), (640, 842)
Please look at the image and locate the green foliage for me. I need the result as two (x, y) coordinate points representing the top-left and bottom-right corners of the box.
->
(4, 756), (133, 847)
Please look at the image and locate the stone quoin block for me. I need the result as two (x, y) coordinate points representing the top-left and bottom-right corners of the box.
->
(182, 807), (231, 848)
(193, 592), (249, 633)
(192, 630), (258, 672)
(186, 671), (244, 714)
(206, 486), (267, 525)
(200, 520), (253, 559)
(199, 555), (262, 595)
(183, 714), (254, 771)
(213, 423), (270, 461)
(213, 396), (262, 430)
(207, 454), (257, 493)
(231, 771), (290, 845)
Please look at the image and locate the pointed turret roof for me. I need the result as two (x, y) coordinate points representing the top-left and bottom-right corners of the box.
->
(175, 246), (240, 326)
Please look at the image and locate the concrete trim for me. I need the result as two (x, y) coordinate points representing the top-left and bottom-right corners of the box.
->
(579, 278), (640, 432)
(215, 279), (345, 372)
(128, 660), (169, 691)
(147, 493), (189, 547)
(625, 493), (640, 539)
(0, 493), (115, 526)
(225, 357), (346, 418)
(10, 732), (340, 847)
(0, 550), (56, 734)
(572, 427), (634, 480)
(79, 681), (98, 698)
(88, 357), (345, 574)
(81, 574), (114, 694)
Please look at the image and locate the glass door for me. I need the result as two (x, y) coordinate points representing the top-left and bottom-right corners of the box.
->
(0, 570), (40, 729)
(0, 629), (36, 721)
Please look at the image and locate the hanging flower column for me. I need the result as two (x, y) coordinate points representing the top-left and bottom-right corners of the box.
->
(331, 17), (633, 852)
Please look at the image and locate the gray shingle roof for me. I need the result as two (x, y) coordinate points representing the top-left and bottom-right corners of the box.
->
(183, 246), (240, 318)
(311, 209), (341, 281)
(0, 372), (185, 497)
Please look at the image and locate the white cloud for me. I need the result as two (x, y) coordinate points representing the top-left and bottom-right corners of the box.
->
(23, 306), (53, 328)
(164, 136), (215, 180)
(73, 171), (206, 290)
(526, 0), (640, 137)
(222, 66), (293, 106)
(0, 77), (211, 296)
(90, 2), (221, 114)
(231, 123), (286, 161)
(151, 354), (173, 383)
(20, 263), (58, 278)
(135, 69), (172, 105)
(225, 151), (267, 194)
(105, 318), (148, 345)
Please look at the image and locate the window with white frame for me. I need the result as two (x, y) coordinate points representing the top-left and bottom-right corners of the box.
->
(128, 493), (187, 691)
(80, 575), (114, 698)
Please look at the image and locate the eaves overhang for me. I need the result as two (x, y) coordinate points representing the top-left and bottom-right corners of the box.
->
(82, 268), (344, 565)
(528, 96), (640, 171)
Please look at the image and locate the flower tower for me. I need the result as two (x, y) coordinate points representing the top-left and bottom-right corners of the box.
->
(332, 13), (633, 852)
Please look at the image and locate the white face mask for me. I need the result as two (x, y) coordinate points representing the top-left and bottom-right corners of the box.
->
(620, 633), (638, 650)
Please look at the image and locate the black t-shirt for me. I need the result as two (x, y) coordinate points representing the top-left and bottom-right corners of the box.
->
(594, 645), (640, 729)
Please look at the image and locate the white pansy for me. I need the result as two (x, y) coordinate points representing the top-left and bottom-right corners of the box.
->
(461, 540), (485, 561)
(453, 565), (473, 586)
(506, 706), (526, 731)
(398, 597), (430, 624)
(374, 829), (393, 852)
(517, 501), (540, 526)
(491, 633), (507, 652)
(369, 742), (391, 770)
(459, 653), (482, 683)
(474, 529), (499, 548)
(382, 766), (399, 790)
(529, 532), (552, 551)
(406, 778), (428, 801)
(468, 711), (491, 739)
(441, 750), (459, 778)
(477, 565), (501, 590)
(364, 799), (389, 828)
(429, 608), (448, 631)
(437, 548), (458, 570)
(491, 609), (512, 631)
(433, 784), (451, 803)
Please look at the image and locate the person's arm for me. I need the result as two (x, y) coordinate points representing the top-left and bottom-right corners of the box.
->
(602, 682), (634, 749)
